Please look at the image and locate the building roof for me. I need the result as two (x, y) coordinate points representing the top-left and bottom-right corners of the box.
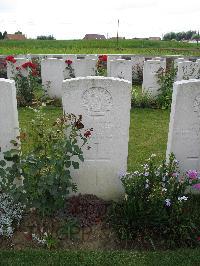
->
(5, 34), (26, 40)
(83, 34), (106, 40)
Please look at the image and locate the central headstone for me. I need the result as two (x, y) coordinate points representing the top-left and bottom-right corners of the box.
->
(167, 79), (200, 172)
(142, 59), (166, 97)
(62, 77), (131, 200)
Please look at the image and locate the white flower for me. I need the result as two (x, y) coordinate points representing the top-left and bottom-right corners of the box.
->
(178, 196), (188, 202)
(165, 198), (171, 207)
(162, 188), (167, 192)
(133, 171), (139, 175)
(151, 154), (156, 158)
(145, 183), (149, 189)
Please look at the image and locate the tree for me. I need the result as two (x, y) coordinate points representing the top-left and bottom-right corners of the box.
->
(0, 32), (3, 40)
(15, 31), (22, 35)
(37, 35), (55, 40)
(3, 31), (7, 39)
(163, 30), (197, 41)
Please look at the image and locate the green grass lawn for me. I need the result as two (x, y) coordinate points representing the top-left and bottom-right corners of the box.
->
(18, 107), (170, 172)
(1, 248), (200, 266)
(0, 39), (200, 56)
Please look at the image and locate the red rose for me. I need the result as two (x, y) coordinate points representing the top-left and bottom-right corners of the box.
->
(5, 55), (16, 63)
(65, 59), (73, 65)
(31, 69), (39, 77)
(84, 130), (92, 138)
(16, 66), (21, 70)
(98, 55), (107, 62)
(21, 61), (37, 69)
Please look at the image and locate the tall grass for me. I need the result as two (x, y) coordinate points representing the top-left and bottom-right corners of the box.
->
(0, 39), (199, 55)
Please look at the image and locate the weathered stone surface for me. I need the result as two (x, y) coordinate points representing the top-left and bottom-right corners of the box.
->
(41, 58), (65, 98)
(166, 79), (200, 172)
(107, 55), (122, 75)
(107, 59), (132, 83)
(62, 77), (131, 200)
(142, 59), (166, 97)
(0, 79), (19, 161)
(177, 60), (200, 81)
(73, 59), (97, 77)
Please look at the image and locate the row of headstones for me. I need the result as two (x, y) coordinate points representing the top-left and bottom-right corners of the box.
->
(143, 57), (200, 97)
(5, 54), (200, 99)
(1, 76), (200, 199)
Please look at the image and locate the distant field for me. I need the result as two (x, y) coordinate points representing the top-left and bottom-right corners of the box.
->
(0, 39), (200, 56)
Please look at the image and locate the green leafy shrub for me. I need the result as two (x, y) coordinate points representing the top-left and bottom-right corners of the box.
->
(0, 106), (91, 216)
(14, 62), (41, 107)
(109, 154), (200, 249)
(5, 56), (41, 107)
(95, 55), (107, 76)
(156, 65), (177, 109)
(131, 88), (158, 108)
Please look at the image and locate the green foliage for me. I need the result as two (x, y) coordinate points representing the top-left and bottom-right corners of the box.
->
(14, 71), (40, 107)
(156, 65), (177, 109)
(110, 154), (200, 248)
(131, 88), (158, 109)
(15, 31), (23, 35)
(37, 35), (55, 40)
(58, 218), (80, 240)
(95, 58), (107, 76)
(2, 31), (7, 39)
(7, 60), (42, 107)
(163, 30), (197, 41)
(0, 107), (90, 216)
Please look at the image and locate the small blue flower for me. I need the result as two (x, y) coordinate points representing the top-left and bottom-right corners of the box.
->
(165, 198), (171, 207)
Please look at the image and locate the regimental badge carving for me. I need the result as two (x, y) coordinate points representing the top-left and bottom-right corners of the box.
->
(82, 87), (113, 116)
(193, 94), (200, 117)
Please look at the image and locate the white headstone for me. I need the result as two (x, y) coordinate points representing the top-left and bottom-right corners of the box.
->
(62, 76), (132, 200)
(174, 58), (185, 69)
(107, 55), (122, 74)
(177, 60), (200, 81)
(73, 59), (97, 77)
(107, 59), (132, 83)
(7, 58), (29, 79)
(41, 58), (65, 98)
(0, 79), (19, 161)
(167, 79), (200, 172)
(142, 59), (166, 97)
